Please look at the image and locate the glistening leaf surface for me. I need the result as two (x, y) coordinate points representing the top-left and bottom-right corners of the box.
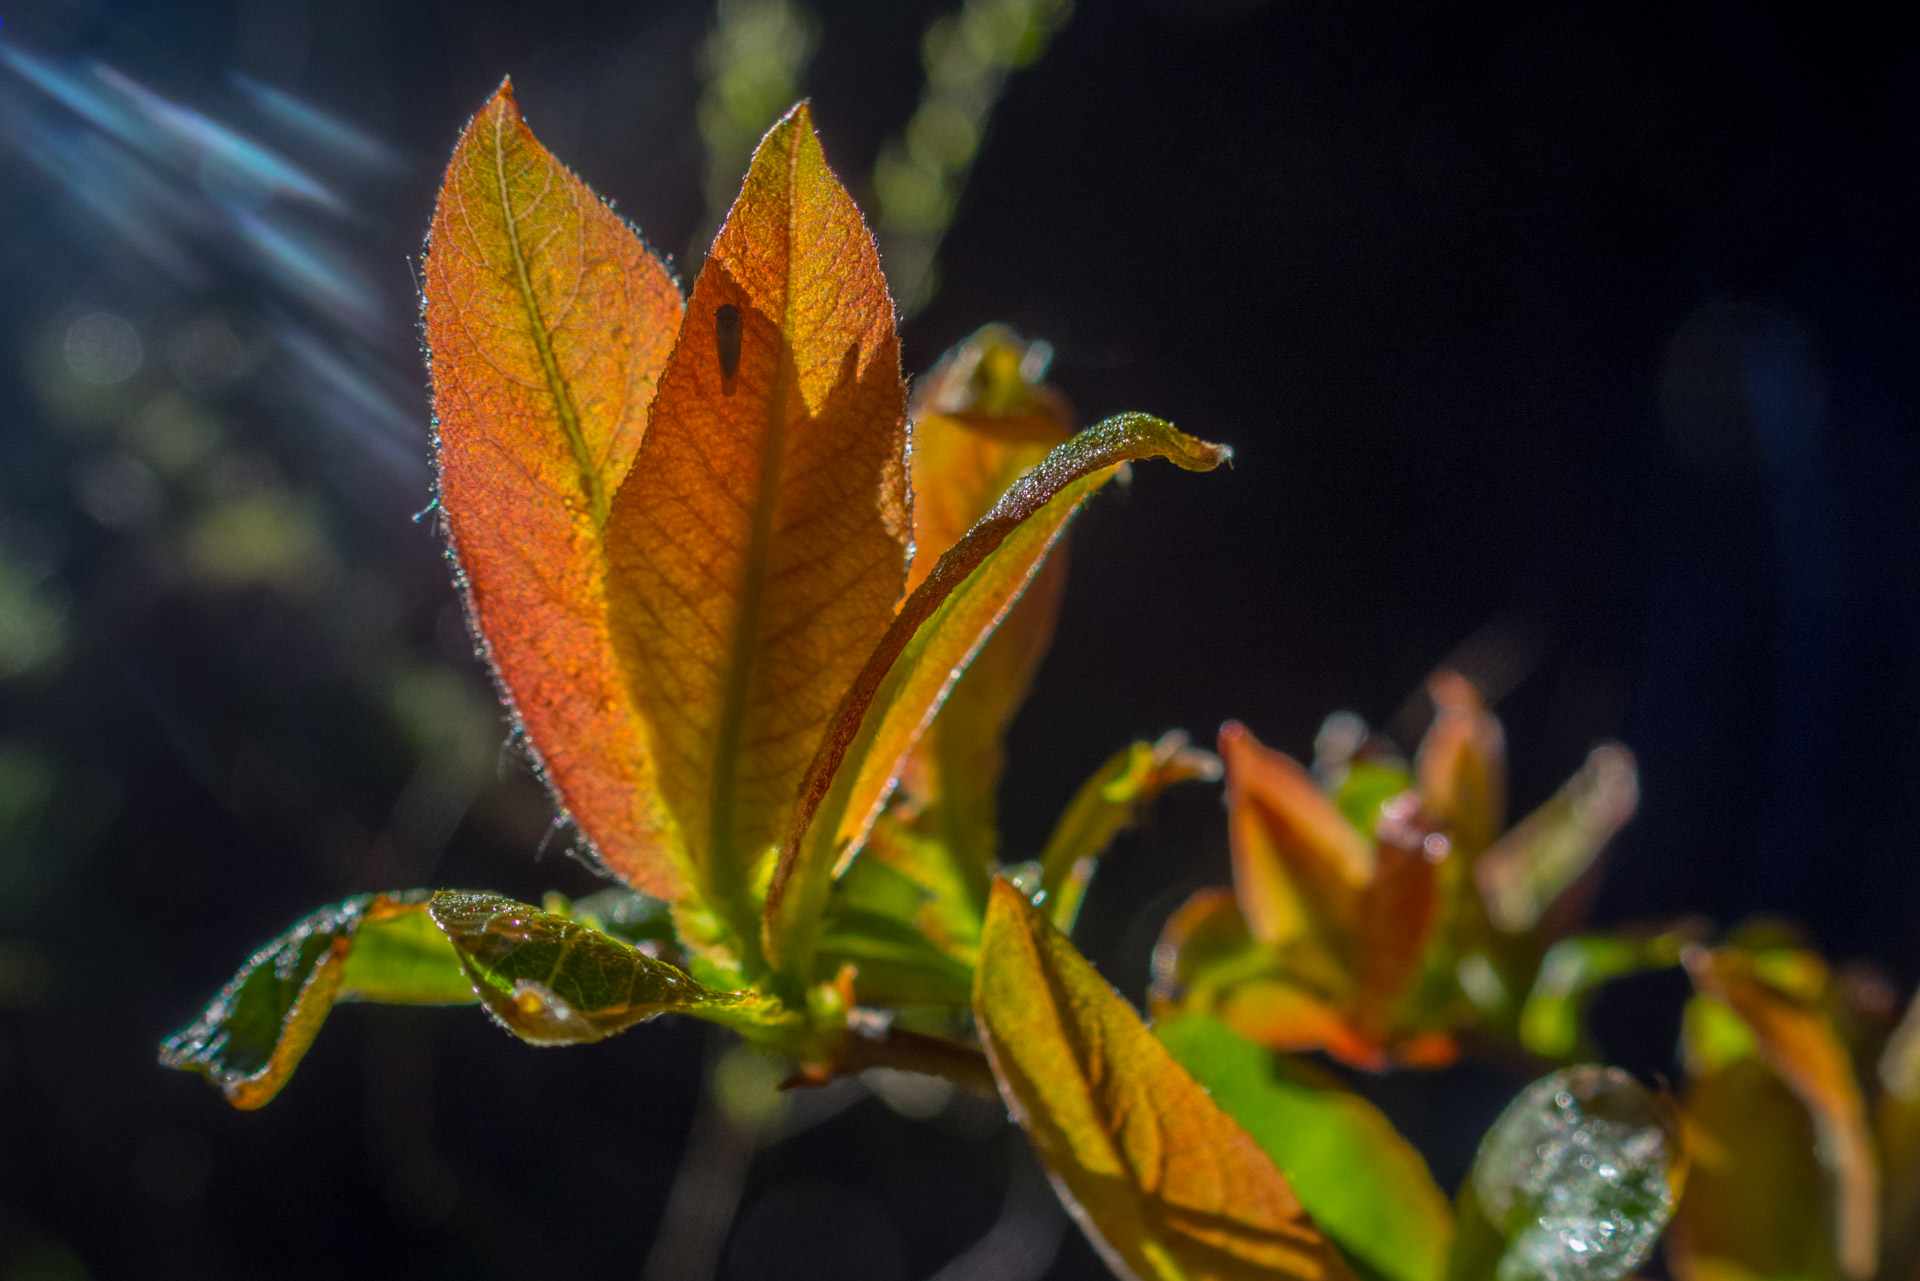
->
(975, 879), (1359, 1281)
(603, 104), (909, 949)
(1460, 1065), (1683, 1281)
(1158, 1014), (1454, 1281)
(426, 82), (686, 898)
(765, 415), (1230, 984)
(160, 892), (475, 1110)
(428, 891), (781, 1044)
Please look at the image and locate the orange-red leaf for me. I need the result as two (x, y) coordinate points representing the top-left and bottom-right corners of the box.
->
(603, 104), (909, 944)
(1413, 671), (1506, 861)
(975, 879), (1359, 1281)
(1220, 721), (1374, 955)
(426, 81), (686, 897)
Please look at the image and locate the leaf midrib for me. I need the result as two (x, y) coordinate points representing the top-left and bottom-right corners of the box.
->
(491, 105), (608, 528)
(705, 119), (804, 966)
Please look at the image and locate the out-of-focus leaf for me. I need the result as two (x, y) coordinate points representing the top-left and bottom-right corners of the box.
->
(1518, 925), (1700, 1060)
(1158, 1013), (1454, 1281)
(1414, 672), (1506, 860)
(1331, 759), (1416, 840)
(1668, 1058), (1832, 1281)
(767, 414), (1230, 988)
(1681, 947), (1877, 1280)
(974, 879), (1359, 1281)
(602, 102), (911, 954)
(1040, 731), (1222, 933)
(817, 837), (976, 1006)
(427, 891), (786, 1044)
(425, 82), (687, 900)
(1878, 989), (1920, 1279)
(161, 891), (475, 1109)
(1456, 1065), (1683, 1281)
(1220, 721), (1374, 954)
(898, 325), (1073, 886)
(1475, 745), (1637, 934)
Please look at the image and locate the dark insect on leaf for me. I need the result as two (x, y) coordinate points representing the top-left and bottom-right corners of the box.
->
(715, 301), (742, 388)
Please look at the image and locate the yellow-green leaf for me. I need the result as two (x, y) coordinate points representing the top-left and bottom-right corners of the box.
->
(974, 878), (1358, 1281)
(1040, 731), (1222, 933)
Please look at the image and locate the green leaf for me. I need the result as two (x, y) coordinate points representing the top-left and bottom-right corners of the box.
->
(160, 891), (475, 1110)
(1038, 731), (1222, 934)
(1517, 926), (1697, 1059)
(766, 413), (1231, 990)
(163, 889), (789, 1110)
(1452, 1065), (1683, 1281)
(975, 878), (1359, 1281)
(1158, 1013), (1454, 1281)
(427, 891), (789, 1044)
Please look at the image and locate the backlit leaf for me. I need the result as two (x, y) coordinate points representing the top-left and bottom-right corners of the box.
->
(975, 879), (1359, 1281)
(901, 324), (1072, 880)
(1475, 745), (1637, 934)
(1681, 947), (1877, 1279)
(1415, 672), (1506, 861)
(766, 414), (1230, 987)
(1668, 1059), (1833, 1281)
(1220, 721), (1374, 953)
(1457, 1065), (1683, 1281)
(161, 891), (475, 1109)
(602, 103), (910, 952)
(426, 82), (687, 898)
(1158, 1013), (1454, 1281)
(1879, 990), (1920, 1278)
(1041, 731), (1222, 933)
(428, 891), (786, 1044)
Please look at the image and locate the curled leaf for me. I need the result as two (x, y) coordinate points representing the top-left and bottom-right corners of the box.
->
(161, 891), (475, 1109)
(426, 82), (687, 898)
(1475, 744), (1637, 934)
(428, 891), (785, 1044)
(602, 102), (910, 951)
(766, 414), (1230, 986)
(1159, 1014), (1454, 1281)
(1518, 924), (1701, 1060)
(1040, 730), (1222, 933)
(1457, 1065), (1683, 1281)
(901, 324), (1073, 880)
(975, 879), (1358, 1281)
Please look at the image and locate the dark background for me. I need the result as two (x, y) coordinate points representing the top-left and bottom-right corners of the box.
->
(2, 1), (1918, 1277)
